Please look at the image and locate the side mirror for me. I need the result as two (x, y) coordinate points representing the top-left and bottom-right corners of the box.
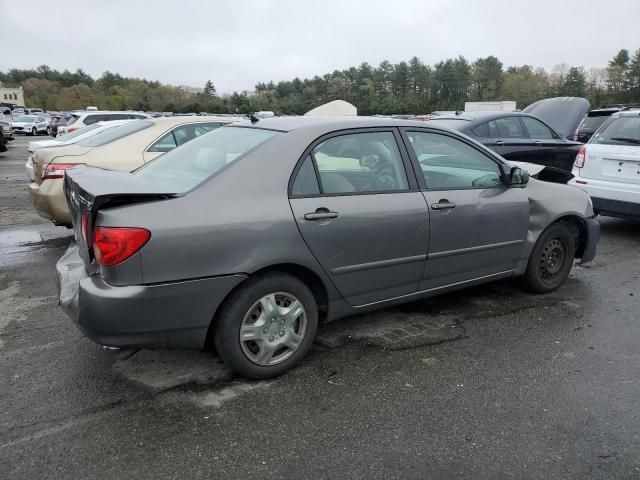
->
(509, 166), (529, 186)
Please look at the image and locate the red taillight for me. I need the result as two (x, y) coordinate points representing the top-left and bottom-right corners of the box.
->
(67, 127), (79, 133)
(93, 227), (151, 267)
(42, 162), (82, 179)
(574, 147), (586, 169)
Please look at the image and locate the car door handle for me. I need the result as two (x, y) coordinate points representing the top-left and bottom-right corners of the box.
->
(431, 201), (456, 211)
(534, 140), (542, 145)
(304, 209), (339, 221)
(495, 140), (504, 146)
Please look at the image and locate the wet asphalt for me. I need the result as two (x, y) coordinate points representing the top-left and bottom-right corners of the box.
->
(1, 136), (639, 479)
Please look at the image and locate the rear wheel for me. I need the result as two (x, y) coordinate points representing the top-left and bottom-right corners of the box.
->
(523, 223), (576, 293)
(213, 272), (318, 379)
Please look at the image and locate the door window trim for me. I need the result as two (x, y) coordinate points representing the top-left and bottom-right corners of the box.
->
(288, 127), (420, 198)
(399, 127), (510, 192)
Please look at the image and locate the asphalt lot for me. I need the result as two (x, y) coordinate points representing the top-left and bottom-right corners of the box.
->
(1, 135), (639, 479)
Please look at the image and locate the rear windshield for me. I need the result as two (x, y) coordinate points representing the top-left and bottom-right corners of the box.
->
(424, 118), (471, 130)
(580, 114), (611, 130)
(135, 126), (278, 193)
(57, 123), (102, 140)
(590, 116), (640, 146)
(76, 120), (152, 147)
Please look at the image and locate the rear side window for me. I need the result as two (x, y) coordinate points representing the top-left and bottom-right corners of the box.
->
(77, 120), (152, 147)
(311, 131), (409, 194)
(291, 155), (320, 195)
(471, 122), (490, 137)
(83, 114), (105, 125)
(136, 126), (278, 193)
(147, 122), (222, 153)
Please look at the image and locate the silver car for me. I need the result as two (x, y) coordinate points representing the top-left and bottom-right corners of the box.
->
(57, 117), (599, 378)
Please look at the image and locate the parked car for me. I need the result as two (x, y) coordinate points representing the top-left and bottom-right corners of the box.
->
(569, 110), (640, 218)
(25, 120), (134, 181)
(57, 110), (150, 136)
(11, 114), (50, 135)
(427, 99), (589, 173)
(30, 116), (236, 225)
(49, 114), (74, 136)
(56, 116), (599, 379)
(0, 113), (14, 152)
(572, 104), (640, 143)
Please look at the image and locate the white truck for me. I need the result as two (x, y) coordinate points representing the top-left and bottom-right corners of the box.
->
(464, 101), (516, 112)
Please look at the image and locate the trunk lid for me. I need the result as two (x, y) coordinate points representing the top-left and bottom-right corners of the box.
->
(523, 97), (590, 139)
(582, 144), (640, 185)
(64, 165), (177, 273)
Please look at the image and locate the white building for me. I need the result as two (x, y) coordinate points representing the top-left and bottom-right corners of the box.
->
(0, 86), (25, 106)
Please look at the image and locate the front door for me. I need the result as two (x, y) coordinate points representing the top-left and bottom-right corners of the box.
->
(289, 130), (429, 306)
(490, 116), (534, 162)
(402, 129), (530, 290)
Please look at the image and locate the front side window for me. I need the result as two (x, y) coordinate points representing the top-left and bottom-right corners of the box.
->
(521, 117), (555, 139)
(493, 117), (524, 138)
(590, 116), (640, 146)
(312, 131), (409, 194)
(136, 126), (278, 193)
(406, 131), (503, 189)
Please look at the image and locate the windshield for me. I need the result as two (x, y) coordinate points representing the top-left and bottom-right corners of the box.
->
(590, 116), (640, 146)
(15, 115), (36, 122)
(136, 126), (279, 192)
(425, 118), (471, 130)
(76, 120), (152, 147)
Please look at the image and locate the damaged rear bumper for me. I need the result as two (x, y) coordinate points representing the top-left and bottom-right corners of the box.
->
(56, 242), (247, 349)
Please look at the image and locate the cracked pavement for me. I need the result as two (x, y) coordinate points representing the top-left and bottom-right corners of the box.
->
(1, 136), (640, 479)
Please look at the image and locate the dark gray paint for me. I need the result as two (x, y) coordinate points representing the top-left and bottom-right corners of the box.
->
(58, 116), (599, 349)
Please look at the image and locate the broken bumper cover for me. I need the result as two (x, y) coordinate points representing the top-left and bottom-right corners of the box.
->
(580, 217), (599, 264)
(56, 242), (247, 349)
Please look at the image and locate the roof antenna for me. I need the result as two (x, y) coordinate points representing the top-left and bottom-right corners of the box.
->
(455, 110), (463, 116)
(250, 114), (260, 123)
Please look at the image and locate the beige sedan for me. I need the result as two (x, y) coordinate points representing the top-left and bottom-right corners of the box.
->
(29, 116), (238, 225)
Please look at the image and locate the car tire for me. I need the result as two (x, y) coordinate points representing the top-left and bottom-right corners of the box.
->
(213, 272), (318, 379)
(523, 222), (576, 293)
(46, 126), (51, 135)
(30, 127), (36, 136)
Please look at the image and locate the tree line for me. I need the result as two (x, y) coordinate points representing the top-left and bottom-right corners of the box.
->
(1, 48), (639, 115)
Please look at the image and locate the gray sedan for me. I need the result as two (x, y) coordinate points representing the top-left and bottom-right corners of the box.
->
(57, 117), (599, 378)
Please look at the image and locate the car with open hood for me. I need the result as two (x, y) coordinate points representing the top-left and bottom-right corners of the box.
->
(56, 116), (599, 379)
(427, 97), (589, 172)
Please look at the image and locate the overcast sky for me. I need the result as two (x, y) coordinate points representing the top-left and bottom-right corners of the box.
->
(3, 0), (639, 93)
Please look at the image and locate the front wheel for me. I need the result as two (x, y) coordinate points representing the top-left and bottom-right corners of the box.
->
(30, 127), (37, 136)
(523, 223), (576, 293)
(213, 272), (318, 379)
(46, 126), (51, 135)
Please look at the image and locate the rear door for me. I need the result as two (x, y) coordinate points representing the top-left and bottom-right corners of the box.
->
(289, 129), (429, 306)
(401, 128), (529, 290)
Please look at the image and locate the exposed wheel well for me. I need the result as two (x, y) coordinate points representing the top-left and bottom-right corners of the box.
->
(553, 215), (587, 258)
(204, 263), (330, 350)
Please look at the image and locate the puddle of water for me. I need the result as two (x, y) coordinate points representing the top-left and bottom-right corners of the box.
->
(0, 224), (71, 267)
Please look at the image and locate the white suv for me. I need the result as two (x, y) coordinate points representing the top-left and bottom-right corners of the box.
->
(569, 110), (640, 218)
(57, 110), (149, 136)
